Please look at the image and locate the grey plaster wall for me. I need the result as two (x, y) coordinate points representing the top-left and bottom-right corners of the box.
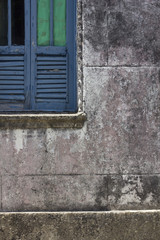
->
(1, 0), (160, 211)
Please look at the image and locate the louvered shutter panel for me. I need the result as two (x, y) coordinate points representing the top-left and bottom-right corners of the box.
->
(0, 55), (25, 101)
(31, 0), (77, 112)
(36, 55), (67, 103)
(0, 52), (27, 111)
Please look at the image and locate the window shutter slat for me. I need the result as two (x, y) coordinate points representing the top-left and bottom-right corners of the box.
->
(0, 95), (24, 101)
(37, 80), (66, 84)
(0, 56), (24, 61)
(0, 76), (24, 80)
(37, 56), (66, 61)
(0, 62), (24, 67)
(0, 71), (24, 76)
(0, 67), (24, 71)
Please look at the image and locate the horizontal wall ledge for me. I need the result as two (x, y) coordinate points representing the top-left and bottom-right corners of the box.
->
(0, 210), (160, 240)
(0, 112), (87, 129)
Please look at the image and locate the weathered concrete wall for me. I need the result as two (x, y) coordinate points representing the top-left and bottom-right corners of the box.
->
(1, 0), (160, 211)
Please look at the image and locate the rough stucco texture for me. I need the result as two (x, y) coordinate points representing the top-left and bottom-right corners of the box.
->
(1, 0), (160, 211)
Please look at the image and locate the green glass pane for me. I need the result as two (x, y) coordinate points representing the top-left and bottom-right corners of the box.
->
(53, 0), (66, 46)
(37, 0), (50, 46)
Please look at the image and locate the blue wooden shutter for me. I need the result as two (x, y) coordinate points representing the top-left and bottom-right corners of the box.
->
(0, 0), (76, 112)
(0, 0), (30, 112)
(31, 0), (77, 112)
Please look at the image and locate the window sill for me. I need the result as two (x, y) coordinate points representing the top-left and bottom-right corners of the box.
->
(0, 112), (87, 129)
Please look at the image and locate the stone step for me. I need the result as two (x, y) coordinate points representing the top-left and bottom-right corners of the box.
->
(0, 210), (159, 240)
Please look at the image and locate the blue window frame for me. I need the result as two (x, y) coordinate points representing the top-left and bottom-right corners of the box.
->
(0, 0), (77, 112)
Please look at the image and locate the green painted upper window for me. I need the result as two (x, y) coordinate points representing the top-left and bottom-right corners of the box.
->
(37, 0), (66, 46)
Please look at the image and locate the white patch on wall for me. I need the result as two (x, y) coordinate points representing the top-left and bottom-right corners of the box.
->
(6, 129), (10, 143)
(46, 128), (57, 154)
(14, 129), (26, 153)
(118, 189), (141, 205)
(144, 193), (154, 204)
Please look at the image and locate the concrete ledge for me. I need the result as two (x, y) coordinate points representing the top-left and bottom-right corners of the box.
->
(0, 210), (160, 239)
(0, 112), (87, 129)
